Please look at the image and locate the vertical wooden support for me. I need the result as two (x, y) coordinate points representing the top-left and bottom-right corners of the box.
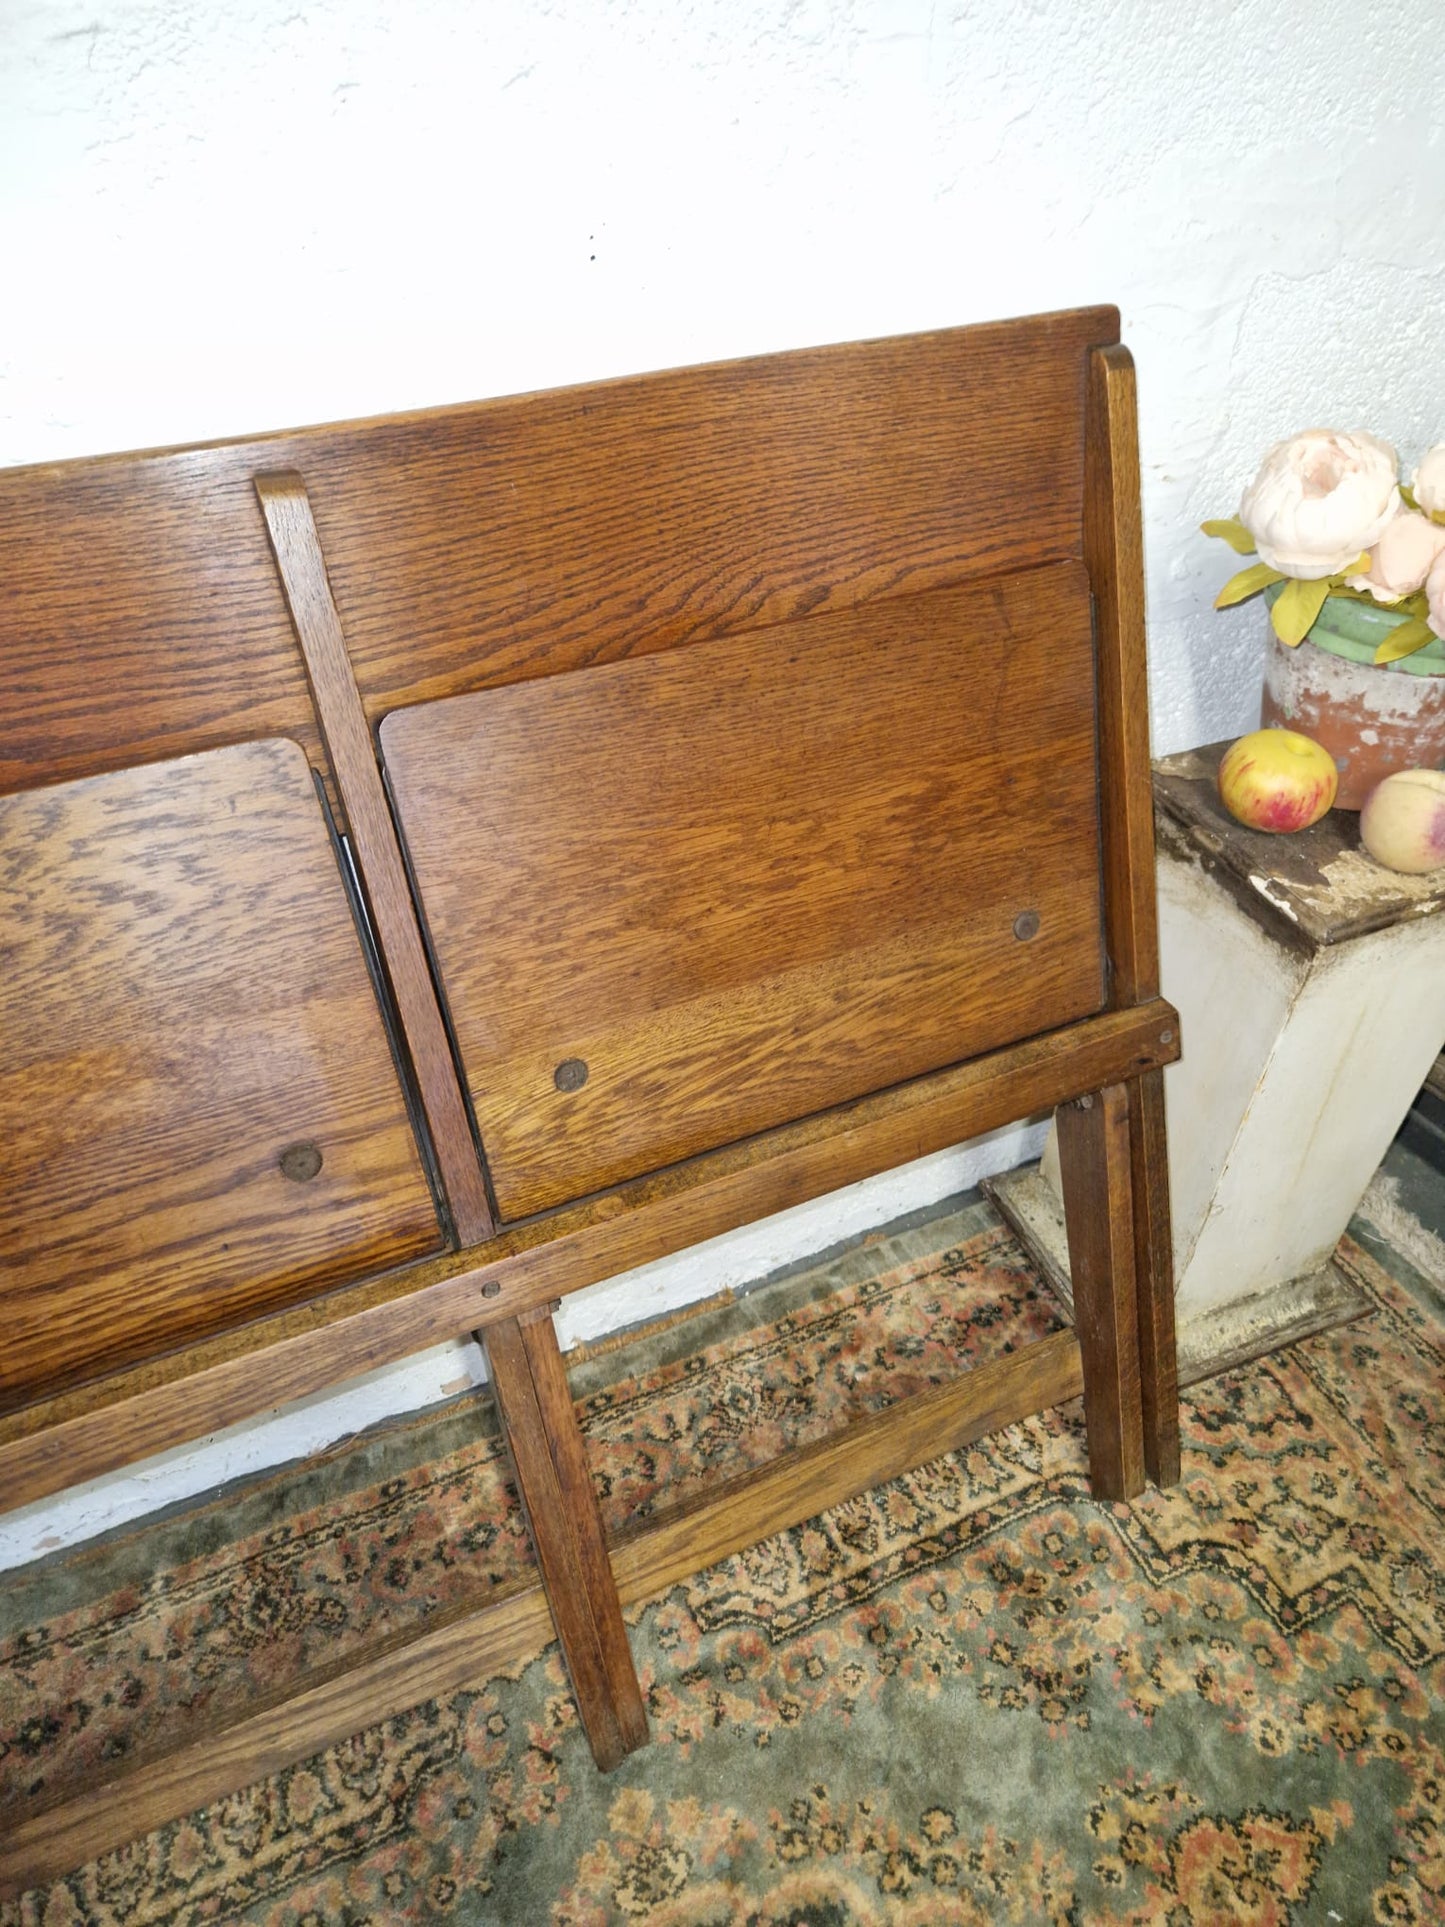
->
(1055, 1084), (1147, 1502)
(1124, 1065), (1177, 1480)
(483, 1311), (650, 1769)
(1084, 346), (1182, 1489)
(255, 471), (495, 1248)
(256, 469), (647, 1772)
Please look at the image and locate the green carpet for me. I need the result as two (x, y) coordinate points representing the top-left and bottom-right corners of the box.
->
(3, 1197), (1444, 1924)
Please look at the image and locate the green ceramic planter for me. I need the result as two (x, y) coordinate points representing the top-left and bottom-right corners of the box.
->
(1260, 585), (1445, 808)
(1263, 581), (1445, 676)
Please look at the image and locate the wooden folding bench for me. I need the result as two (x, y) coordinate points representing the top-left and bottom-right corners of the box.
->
(0, 304), (1180, 1890)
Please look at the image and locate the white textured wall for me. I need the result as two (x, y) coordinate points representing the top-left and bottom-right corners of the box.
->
(5, 0), (1445, 1561)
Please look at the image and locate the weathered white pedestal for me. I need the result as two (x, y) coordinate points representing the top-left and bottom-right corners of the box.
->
(990, 743), (1445, 1382)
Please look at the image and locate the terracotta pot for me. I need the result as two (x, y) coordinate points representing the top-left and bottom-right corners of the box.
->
(1259, 588), (1445, 810)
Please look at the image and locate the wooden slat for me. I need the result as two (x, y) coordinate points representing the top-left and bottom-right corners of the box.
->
(1085, 344), (1181, 1489)
(1086, 349), (1158, 1001)
(0, 310), (1118, 801)
(254, 472), (494, 1244)
(384, 564), (1106, 1217)
(0, 1329), (1082, 1897)
(483, 1311), (647, 1770)
(0, 999), (1179, 1509)
(610, 1328), (1084, 1601)
(1055, 1086), (1145, 1501)
(253, 480), (646, 1793)
(0, 1582), (554, 1901)
(0, 740), (441, 1410)
(1126, 1067), (1179, 1484)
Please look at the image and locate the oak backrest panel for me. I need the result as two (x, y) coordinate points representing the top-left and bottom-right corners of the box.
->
(0, 739), (442, 1411)
(382, 563), (1106, 1219)
(0, 308), (1116, 800)
(0, 453), (327, 801)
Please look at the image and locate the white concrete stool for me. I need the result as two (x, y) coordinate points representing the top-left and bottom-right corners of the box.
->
(990, 742), (1445, 1382)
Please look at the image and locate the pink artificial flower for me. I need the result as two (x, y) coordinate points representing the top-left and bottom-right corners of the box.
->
(1240, 428), (1400, 578)
(1346, 509), (1445, 603)
(1426, 547), (1445, 641)
(1414, 442), (1445, 517)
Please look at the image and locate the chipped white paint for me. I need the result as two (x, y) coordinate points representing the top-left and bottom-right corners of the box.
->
(3, 0), (1444, 1559)
(1267, 635), (1445, 727)
(1036, 838), (1445, 1336)
(1264, 827), (1445, 926)
(1171, 916), (1445, 1315)
(1360, 1169), (1445, 1290)
(1249, 874), (1302, 921)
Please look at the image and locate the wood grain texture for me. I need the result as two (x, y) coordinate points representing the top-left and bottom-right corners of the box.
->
(0, 739), (441, 1410)
(0, 310), (1176, 1869)
(483, 1311), (647, 1770)
(0, 449), (325, 802)
(0, 1329), (1082, 1896)
(0, 998), (1179, 1509)
(255, 472), (494, 1244)
(1084, 345), (1181, 1489)
(1055, 1085), (1146, 1502)
(1129, 1067), (1180, 1488)
(0, 1581), (555, 1900)
(385, 564), (1106, 1217)
(0, 310), (1117, 801)
(1085, 346), (1157, 1007)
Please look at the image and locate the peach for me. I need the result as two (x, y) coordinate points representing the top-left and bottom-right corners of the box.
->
(1359, 769), (1445, 874)
(1218, 729), (1338, 833)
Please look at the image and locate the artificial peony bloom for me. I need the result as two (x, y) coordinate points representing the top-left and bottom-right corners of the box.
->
(1345, 509), (1445, 603)
(1239, 428), (1400, 579)
(1414, 442), (1445, 517)
(1427, 547), (1445, 641)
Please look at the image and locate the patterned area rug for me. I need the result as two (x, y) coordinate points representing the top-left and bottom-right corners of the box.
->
(3, 1197), (1444, 1924)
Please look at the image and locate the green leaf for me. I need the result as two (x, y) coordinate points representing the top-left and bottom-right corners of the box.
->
(1401, 484), (1421, 512)
(1215, 560), (1284, 609)
(1322, 555), (1372, 587)
(1271, 575), (1333, 645)
(1374, 616), (1439, 665)
(1200, 517), (1258, 555)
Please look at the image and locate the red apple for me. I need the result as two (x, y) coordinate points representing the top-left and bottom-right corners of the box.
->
(1218, 728), (1337, 833)
(1360, 769), (1445, 873)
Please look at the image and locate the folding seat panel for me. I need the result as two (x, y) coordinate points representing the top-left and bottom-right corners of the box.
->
(382, 559), (1106, 1220)
(0, 736), (443, 1410)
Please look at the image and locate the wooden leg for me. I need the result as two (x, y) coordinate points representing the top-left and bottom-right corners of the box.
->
(480, 1309), (648, 1770)
(1129, 1067), (1181, 1489)
(1055, 1083), (1146, 1502)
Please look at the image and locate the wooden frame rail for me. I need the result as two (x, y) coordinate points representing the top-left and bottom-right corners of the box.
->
(0, 999), (1178, 1511)
(2, 1329), (1085, 1894)
(1086, 345), (1180, 1489)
